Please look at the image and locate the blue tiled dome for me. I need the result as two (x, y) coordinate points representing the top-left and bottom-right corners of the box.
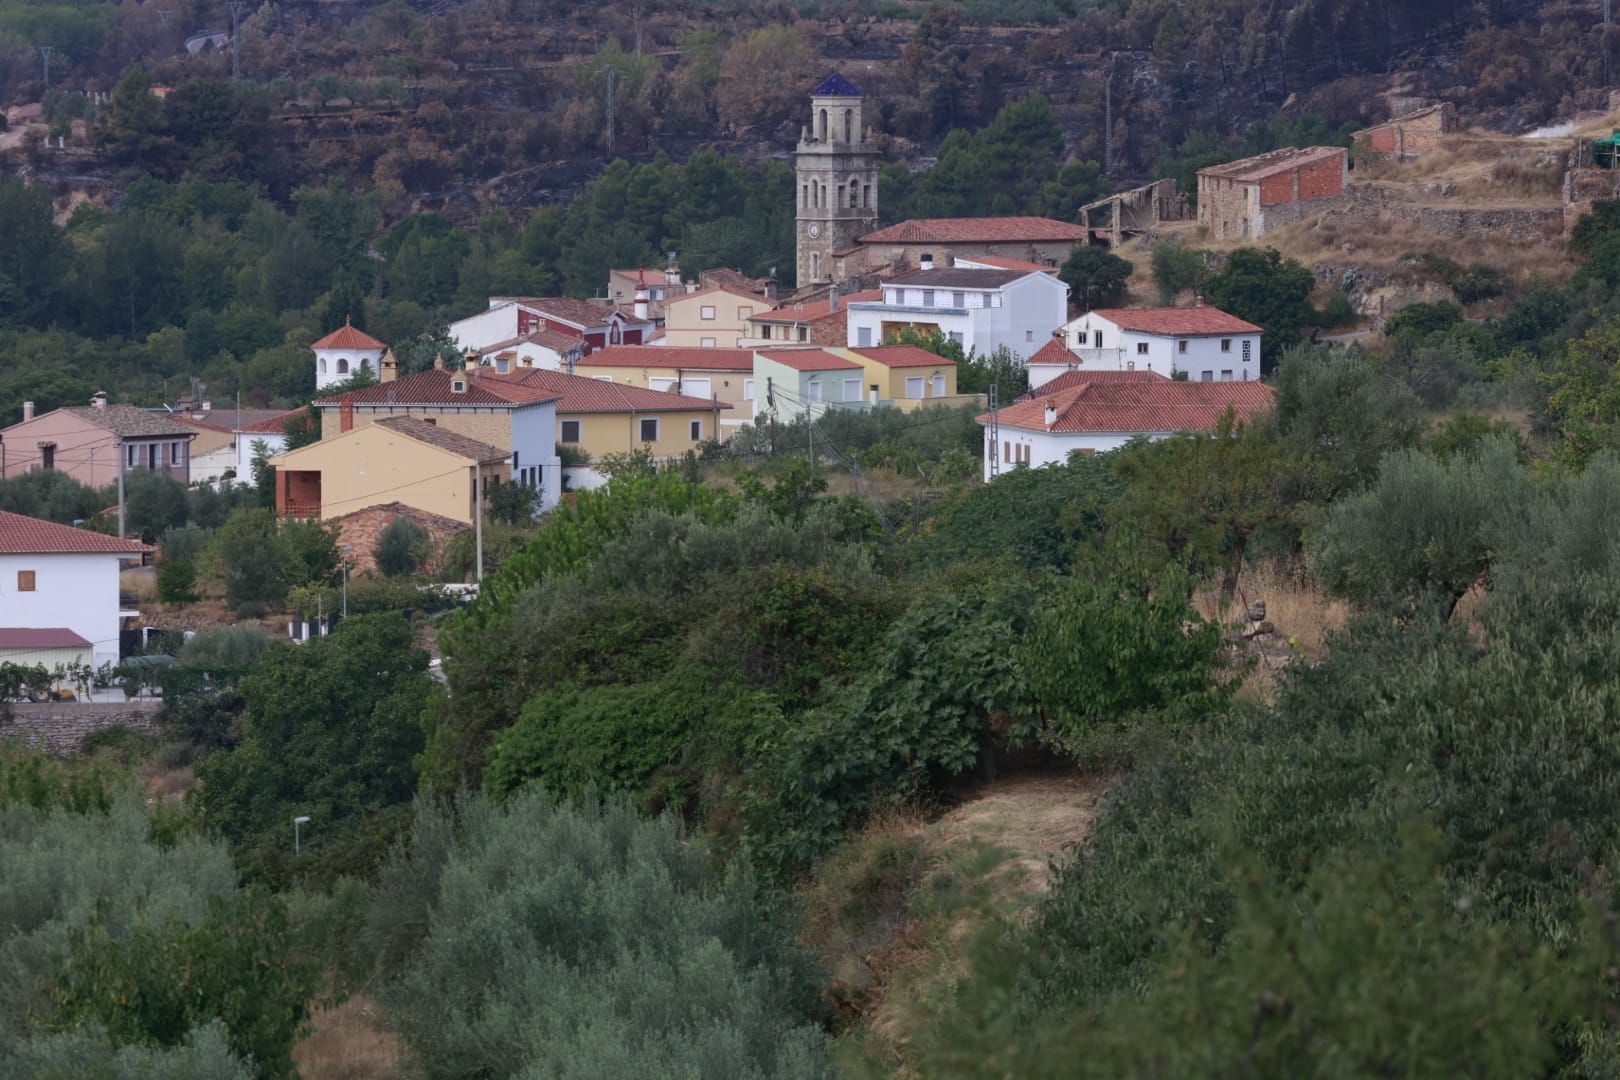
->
(812, 72), (863, 97)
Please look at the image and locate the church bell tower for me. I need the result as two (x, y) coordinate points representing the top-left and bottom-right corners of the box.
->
(795, 72), (879, 288)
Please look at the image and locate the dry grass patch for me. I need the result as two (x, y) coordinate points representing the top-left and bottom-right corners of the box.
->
(292, 994), (404, 1080)
(1195, 561), (1349, 660)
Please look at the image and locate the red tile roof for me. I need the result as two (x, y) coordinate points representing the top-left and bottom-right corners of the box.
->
(0, 628), (92, 649)
(314, 369), (561, 408)
(1196, 145), (1345, 183)
(1019, 369), (1169, 400)
(374, 417), (510, 463)
(311, 321), (387, 351)
(860, 216), (1089, 245)
(956, 255), (1059, 273)
(1088, 306), (1263, 336)
(850, 345), (957, 369)
(613, 268), (678, 284)
(0, 510), (151, 555)
(240, 409), (301, 433)
(759, 349), (861, 372)
(481, 369), (730, 413)
(750, 290), (881, 324)
(579, 346), (756, 371)
(982, 380), (1274, 434)
(1027, 338), (1080, 365)
(476, 329), (583, 357)
(666, 284), (763, 305)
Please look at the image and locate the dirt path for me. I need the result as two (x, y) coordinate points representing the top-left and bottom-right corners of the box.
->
(929, 768), (1112, 896)
(292, 994), (403, 1080)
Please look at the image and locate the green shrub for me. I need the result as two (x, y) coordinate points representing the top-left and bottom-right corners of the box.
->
(156, 556), (198, 604)
(178, 625), (273, 672)
(374, 514), (430, 576)
(376, 790), (829, 1077)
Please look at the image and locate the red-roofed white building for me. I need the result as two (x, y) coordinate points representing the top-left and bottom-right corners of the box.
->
(312, 319), (388, 391)
(977, 380), (1275, 481)
(449, 297), (657, 360)
(1058, 304), (1263, 381)
(0, 509), (150, 669)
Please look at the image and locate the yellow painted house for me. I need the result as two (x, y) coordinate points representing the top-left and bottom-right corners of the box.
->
(269, 415), (509, 524)
(661, 285), (763, 348)
(571, 346), (755, 437)
(839, 345), (975, 410)
(481, 368), (732, 459)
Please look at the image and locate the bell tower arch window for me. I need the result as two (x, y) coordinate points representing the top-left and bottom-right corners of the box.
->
(818, 109), (828, 141)
(843, 109), (853, 143)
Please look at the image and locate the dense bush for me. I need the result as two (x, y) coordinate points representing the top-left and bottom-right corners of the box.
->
(373, 790), (830, 1077)
(373, 514), (430, 576)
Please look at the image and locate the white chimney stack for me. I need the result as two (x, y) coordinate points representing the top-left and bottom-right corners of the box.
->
(1043, 403), (1058, 427)
(90, 391), (108, 410)
(919, 252), (935, 271)
(634, 271), (650, 321)
(21, 401), (34, 422)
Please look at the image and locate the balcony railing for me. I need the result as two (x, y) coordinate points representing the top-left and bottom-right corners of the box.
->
(282, 499), (321, 519)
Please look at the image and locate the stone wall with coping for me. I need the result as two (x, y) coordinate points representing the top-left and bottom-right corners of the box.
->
(0, 701), (162, 756)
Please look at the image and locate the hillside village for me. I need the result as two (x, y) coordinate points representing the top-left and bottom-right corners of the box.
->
(11, 9), (1620, 1072)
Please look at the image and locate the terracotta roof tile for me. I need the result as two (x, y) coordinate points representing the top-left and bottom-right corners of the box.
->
(374, 416), (510, 463)
(1196, 146), (1346, 183)
(955, 255), (1059, 273)
(314, 369), (560, 408)
(1018, 370), (1169, 400)
(0, 510), (151, 555)
(666, 284), (763, 305)
(505, 297), (652, 329)
(750, 290), (881, 323)
(982, 380), (1274, 434)
(759, 349), (861, 372)
(311, 322), (387, 351)
(579, 346), (756, 371)
(239, 409), (302, 433)
(481, 369), (731, 413)
(849, 345), (957, 369)
(0, 628), (92, 649)
(1088, 306), (1264, 335)
(475, 329), (582, 357)
(1027, 338), (1079, 365)
(885, 267), (1029, 288)
(860, 216), (1088, 245)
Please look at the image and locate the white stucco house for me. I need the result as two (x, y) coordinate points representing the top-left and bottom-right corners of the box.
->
(0, 509), (151, 670)
(977, 378), (1275, 482)
(1058, 304), (1263, 382)
(312, 320), (388, 391)
(846, 259), (1069, 361)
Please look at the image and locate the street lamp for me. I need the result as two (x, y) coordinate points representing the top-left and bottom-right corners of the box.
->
(340, 545), (352, 618)
(293, 814), (311, 856)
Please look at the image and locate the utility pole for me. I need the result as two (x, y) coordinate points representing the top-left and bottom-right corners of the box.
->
(807, 408), (814, 466)
(227, 0), (244, 80)
(987, 384), (1000, 480)
(38, 46), (53, 90)
(766, 377), (777, 456)
(474, 467), (484, 582)
(1608, 0), (1614, 88)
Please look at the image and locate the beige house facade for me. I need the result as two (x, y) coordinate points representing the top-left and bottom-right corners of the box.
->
(661, 287), (764, 348)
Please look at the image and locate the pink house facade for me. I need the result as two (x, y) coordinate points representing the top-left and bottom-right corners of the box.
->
(0, 396), (196, 488)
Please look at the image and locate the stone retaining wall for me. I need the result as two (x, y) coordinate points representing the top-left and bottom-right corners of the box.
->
(0, 701), (162, 756)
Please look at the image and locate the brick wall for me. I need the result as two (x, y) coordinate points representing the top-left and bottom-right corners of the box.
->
(1257, 157), (1345, 206)
(1355, 104), (1456, 161)
(0, 701), (161, 756)
(332, 504), (468, 576)
(1198, 175), (1257, 240)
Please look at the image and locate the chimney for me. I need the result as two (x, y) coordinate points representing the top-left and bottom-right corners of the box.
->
(1194, 294), (1207, 307)
(919, 252), (934, 271)
(90, 391), (108, 410)
(666, 251), (681, 285)
(829, 287), (840, 313)
(463, 349), (479, 372)
(22, 401), (34, 422)
(340, 398), (354, 433)
(380, 349), (398, 383)
(1043, 403), (1058, 427)
(634, 270), (650, 321)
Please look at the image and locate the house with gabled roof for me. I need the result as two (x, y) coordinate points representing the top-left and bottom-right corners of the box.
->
(742, 289), (881, 349)
(450, 297), (657, 359)
(1197, 146), (1348, 241)
(0, 509), (151, 669)
(0, 394), (195, 488)
(481, 367), (731, 462)
(1059, 304), (1264, 381)
(572, 346), (755, 436)
(852, 216), (1088, 279)
(312, 362), (564, 512)
(846, 261), (1069, 361)
(977, 379), (1275, 481)
(841, 345), (964, 410)
(751, 348), (865, 420)
(661, 285), (766, 348)
(269, 415), (512, 525)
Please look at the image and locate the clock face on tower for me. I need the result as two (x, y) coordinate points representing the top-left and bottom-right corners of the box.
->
(808, 223), (821, 239)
